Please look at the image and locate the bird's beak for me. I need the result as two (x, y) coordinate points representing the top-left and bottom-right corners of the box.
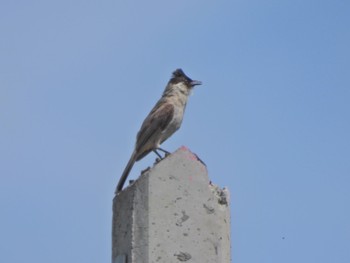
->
(191, 80), (202, 86)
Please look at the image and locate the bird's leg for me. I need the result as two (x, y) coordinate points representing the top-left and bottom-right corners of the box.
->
(153, 148), (171, 163)
(157, 147), (171, 156)
(153, 149), (163, 162)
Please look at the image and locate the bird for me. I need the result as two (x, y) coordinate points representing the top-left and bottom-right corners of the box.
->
(116, 69), (202, 193)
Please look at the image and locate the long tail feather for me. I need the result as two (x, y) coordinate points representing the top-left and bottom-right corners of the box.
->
(116, 151), (137, 194)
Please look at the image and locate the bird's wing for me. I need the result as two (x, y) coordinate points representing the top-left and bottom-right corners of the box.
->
(135, 101), (174, 160)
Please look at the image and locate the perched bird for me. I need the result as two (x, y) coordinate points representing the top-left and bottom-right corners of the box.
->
(116, 69), (202, 193)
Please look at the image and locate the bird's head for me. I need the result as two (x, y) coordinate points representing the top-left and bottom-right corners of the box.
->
(170, 69), (202, 89)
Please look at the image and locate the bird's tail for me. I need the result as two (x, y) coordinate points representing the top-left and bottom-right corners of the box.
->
(115, 151), (137, 194)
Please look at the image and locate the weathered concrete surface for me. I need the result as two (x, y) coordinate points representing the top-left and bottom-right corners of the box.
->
(112, 146), (230, 263)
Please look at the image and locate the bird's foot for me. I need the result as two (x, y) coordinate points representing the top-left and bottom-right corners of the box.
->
(157, 147), (170, 155)
(141, 167), (151, 174)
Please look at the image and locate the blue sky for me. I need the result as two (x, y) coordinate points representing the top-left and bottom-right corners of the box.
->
(1, 1), (349, 262)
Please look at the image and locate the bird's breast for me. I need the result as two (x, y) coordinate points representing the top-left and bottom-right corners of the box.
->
(160, 101), (185, 143)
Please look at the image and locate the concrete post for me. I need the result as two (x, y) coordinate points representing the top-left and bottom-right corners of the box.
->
(112, 146), (230, 263)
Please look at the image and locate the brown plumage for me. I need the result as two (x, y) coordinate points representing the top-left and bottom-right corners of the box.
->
(116, 69), (201, 193)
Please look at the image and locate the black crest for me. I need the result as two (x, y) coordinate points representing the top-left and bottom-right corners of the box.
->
(170, 68), (193, 85)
